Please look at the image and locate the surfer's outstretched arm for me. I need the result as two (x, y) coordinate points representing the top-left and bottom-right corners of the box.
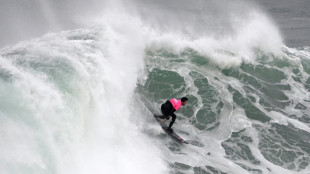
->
(156, 115), (168, 122)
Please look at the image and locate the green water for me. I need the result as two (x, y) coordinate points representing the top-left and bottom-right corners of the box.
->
(137, 47), (310, 173)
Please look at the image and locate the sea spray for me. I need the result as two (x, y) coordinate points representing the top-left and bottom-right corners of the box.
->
(0, 25), (166, 174)
(1, 0), (310, 174)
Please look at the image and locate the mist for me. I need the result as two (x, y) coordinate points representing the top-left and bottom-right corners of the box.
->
(0, 0), (264, 48)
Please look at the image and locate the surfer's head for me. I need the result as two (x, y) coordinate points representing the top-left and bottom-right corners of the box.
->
(181, 97), (188, 106)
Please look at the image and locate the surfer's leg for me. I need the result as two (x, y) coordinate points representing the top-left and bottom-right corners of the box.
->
(168, 114), (176, 129)
(161, 104), (169, 119)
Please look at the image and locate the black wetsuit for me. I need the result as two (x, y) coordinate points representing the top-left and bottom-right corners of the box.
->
(159, 100), (176, 130)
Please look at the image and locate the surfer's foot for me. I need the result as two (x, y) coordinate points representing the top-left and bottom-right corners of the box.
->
(167, 128), (174, 133)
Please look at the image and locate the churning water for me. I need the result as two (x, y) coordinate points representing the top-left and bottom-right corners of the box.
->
(1, 0), (310, 174)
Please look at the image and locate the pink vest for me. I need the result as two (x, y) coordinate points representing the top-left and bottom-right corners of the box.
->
(170, 98), (182, 111)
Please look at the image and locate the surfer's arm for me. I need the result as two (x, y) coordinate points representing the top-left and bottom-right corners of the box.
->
(164, 116), (169, 122)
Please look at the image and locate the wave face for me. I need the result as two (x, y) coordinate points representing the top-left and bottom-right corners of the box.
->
(138, 46), (310, 174)
(0, 26), (166, 174)
(1, 0), (310, 174)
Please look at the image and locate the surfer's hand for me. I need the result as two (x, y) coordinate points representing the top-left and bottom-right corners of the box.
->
(164, 118), (167, 122)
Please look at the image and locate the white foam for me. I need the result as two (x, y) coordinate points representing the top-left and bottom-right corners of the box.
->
(0, 21), (166, 173)
(144, 9), (284, 68)
(2, 0), (303, 173)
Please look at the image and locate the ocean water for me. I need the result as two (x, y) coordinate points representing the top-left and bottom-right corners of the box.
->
(1, 0), (310, 174)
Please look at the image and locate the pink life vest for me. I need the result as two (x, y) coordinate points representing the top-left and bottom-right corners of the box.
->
(170, 98), (182, 111)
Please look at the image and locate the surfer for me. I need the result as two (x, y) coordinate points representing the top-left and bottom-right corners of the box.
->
(157, 97), (188, 133)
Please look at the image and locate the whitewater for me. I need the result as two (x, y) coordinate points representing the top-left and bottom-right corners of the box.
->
(1, 0), (310, 174)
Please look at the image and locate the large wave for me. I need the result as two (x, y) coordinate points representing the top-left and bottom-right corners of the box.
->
(1, 0), (310, 174)
(0, 25), (166, 173)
